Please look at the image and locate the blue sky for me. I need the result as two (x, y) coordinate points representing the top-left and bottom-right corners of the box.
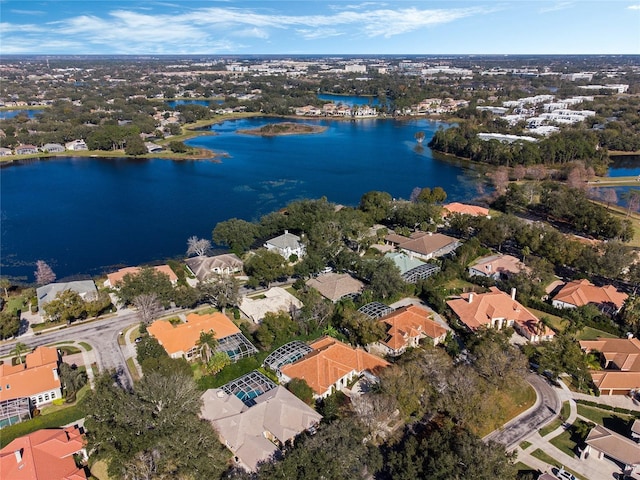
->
(1, 1), (639, 55)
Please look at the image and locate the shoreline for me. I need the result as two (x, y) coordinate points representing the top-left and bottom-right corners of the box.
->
(236, 122), (328, 136)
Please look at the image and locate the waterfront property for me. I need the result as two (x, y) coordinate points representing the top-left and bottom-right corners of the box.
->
(36, 280), (98, 314)
(185, 254), (244, 282)
(264, 230), (305, 260)
(104, 265), (178, 287)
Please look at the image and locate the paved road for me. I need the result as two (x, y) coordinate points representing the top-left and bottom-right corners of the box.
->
(484, 373), (560, 448)
(0, 309), (157, 390)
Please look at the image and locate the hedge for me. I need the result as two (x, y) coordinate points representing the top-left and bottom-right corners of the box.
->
(575, 399), (640, 418)
(0, 405), (84, 448)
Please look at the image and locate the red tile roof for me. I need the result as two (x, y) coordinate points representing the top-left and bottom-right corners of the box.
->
(0, 426), (87, 480)
(106, 265), (178, 286)
(0, 346), (60, 402)
(280, 337), (389, 396)
(378, 305), (447, 350)
(553, 279), (627, 310)
(148, 312), (240, 357)
(442, 202), (490, 217)
(580, 338), (640, 393)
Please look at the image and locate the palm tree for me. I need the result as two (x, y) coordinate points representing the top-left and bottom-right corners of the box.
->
(196, 329), (218, 363)
(11, 342), (28, 365)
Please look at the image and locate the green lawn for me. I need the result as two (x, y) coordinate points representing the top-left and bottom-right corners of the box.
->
(549, 428), (578, 458)
(519, 440), (532, 450)
(527, 308), (565, 332)
(530, 450), (587, 480)
(126, 358), (141, 382)
(576, 404), (633, 435)
(576, 326), (619, 341)
(79, 341), (93, 351)
(539, 401), (569, 437)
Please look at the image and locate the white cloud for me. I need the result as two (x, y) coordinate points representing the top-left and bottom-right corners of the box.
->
(628, 4), (640, 9)
(0, 4), (491, 54)
(10, 9), (45, 15)
(539, 2), (574, 14)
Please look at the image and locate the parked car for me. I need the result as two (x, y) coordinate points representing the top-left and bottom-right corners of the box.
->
(553, 467), (577, 480)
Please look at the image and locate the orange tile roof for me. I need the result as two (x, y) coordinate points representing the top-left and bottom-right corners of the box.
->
(442, 202), (490, 217)
(553, 279), (628, 310)
(280, 337), (389, 396)
(0, 346), (60, 402)
(580, 338), (640, 393)
(0, 426), (87, 480)
(148, 312), (240, 357)
(447, 287), (542, 331)
(378, 305), (447, 350)
(106, 265), (178, 286)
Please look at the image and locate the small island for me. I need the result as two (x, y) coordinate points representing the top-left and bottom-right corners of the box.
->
(237, 122), (327, 136)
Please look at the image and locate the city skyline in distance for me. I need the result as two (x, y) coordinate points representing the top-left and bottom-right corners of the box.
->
(1, 1), (639, 56)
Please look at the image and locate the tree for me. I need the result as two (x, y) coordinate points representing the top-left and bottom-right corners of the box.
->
(116, 267), (174, 307)
(254, 311), (297, 350)
(58, 362), (87, 402)
(286, 378), (314, 405)
(414, 131), (425, 144)
(602, 188), (618, 210)
(168, 140), (189, 153)
(367, 258), (407, 300)
(0, 277), (10, 300)
(43, 289), (86, 323)
(124, 134), (147, 156)
(336, 306), (386, 347)
(196, 329), (218, 363)
(198, 273), (239, 312)
(212, 218), (259, 254)
(84, 371), (230, 479)
(0, 310), (20, 340)
(186, 236), (211, 257)
(34, 260), (56, 285)
(359, 190), (392, 222)
(132, 293), (161, 325)
(245, 249), (291, 288)
(206, 351), (231, 375)
(10, 342), (29, 364)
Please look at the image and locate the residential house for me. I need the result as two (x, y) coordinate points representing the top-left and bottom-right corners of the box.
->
(442, 202), (490, 218)
(264, 230), (305, 260)
(374, 305), (448, 356)
(385, 231), (461, 261)
(41, 143), (65, 153)
(240, 287), (303, 324)
(148, 312), (257, 361)
(201, 386), (322, 471)
(279, 337), (389, 399)
(36, 280), (98, 314)
(305, 272), (364, 303)
(104, 265), (178, 287)
(64, 140), (87, 151)
(581, 424), (640, 473)
(552, 279), (628, 314)
(447, 287), (554, 343)
(295, 105), (323, 116)
(0, 346), (62, 408)
(185, 254), (243, 282)
(145, 142), (163, 153)
(468, 254), (528, 280)
(15, 145), (38, 155)
(0, 425), (87, 480)
(384, 252), (441, 283)
(579, 338), (640, 395)
(0, 147), (13, 156)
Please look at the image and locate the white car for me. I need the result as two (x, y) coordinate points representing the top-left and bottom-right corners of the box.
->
(554, 467), (577, 480)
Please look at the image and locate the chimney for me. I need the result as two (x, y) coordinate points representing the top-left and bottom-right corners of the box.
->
(53, 368), (59, 381)
(14, 449), (22, 463)
(284, 229), (288, 235)
(511, 288), (516, 300)
(468, 293), (474, 304)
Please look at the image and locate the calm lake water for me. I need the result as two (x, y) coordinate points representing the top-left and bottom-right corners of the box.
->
(317, 94), (382, 106)
(165, 99), (223, 108)
(1, 117), (487, 282)
(0, 109), (42, 120)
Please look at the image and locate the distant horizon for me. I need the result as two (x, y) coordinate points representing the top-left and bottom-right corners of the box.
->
(1, 1), (638, 56)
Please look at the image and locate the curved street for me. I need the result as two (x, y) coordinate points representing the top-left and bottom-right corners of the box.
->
(484, 373), (560, 448)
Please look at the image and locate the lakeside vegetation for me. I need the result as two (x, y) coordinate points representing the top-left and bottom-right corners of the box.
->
(237, 121), (327, 136)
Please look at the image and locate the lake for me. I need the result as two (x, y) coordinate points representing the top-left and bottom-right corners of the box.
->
(1, 117), (485, 282)
(317, 93), (383, 106)
(0, 109), (43, 120)
(165, 99), (224, 108)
